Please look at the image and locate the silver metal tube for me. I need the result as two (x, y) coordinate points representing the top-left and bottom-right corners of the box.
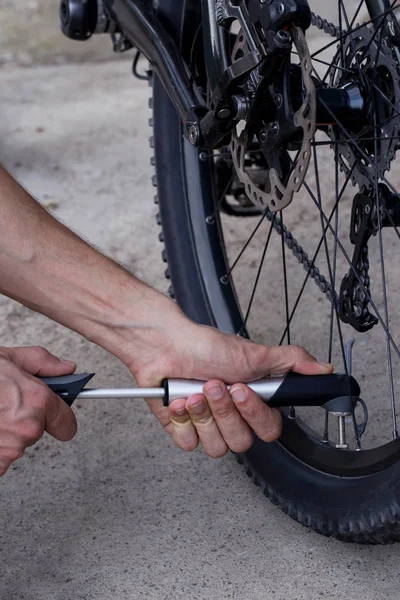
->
(76, 388), (165, 399)
(167, 378), (282, 402)
(73, 377), (283, 404)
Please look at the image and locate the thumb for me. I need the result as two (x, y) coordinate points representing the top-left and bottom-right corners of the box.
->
(258, 344), (333, 376)
(4, 346), (77, 377)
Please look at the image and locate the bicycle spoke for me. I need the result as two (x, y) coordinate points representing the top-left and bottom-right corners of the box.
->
(324, 148), (340, 442)
(208, 168), (236, 220)
(328, 146), (340, 364)
(372, 83), (400, 122)
(350, 0), (368, 29)
(373, 111), (399, 438)
(359, 1), (394, 66)
(339, 0), (366, 85)
(311, 136), (400, 147)
(311, 3), (399, 61)
(216, 0), (400, 451)
(338, 0), (345, 74)
(280, 211), (291, 345)
(223, 210), (267, 280)
(246, 135), (400, 152)
(312, 142), (361, 448)
(325, 140), (343, 444)
(318, 95), (400, 199)
(240, 214), (276, 332)
(295, 52), (353, 75)
(302, 179), (400, 362)
(279, 163), (357, 345)
(321, 0), (399, 84)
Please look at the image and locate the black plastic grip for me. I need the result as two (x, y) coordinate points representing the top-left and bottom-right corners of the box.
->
(268, 372), (360, 408)
(40, 373), (95, 406)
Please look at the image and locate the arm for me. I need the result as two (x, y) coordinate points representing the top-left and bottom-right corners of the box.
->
(0, 165), (183, 368)
(0, 165), (332, 464)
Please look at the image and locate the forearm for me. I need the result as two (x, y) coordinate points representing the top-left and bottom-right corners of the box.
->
(0, 166), (185, 369)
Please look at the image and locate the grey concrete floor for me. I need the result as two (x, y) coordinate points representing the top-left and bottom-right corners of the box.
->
(1, 3), (400, 599)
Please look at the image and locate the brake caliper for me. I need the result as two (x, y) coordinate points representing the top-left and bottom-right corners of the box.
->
(228, 0), (316, 212)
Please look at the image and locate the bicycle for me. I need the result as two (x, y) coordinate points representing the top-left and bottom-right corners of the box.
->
(60, 0), (400, 543)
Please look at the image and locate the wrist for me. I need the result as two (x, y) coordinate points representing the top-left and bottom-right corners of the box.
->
(83, 280), (191, 374)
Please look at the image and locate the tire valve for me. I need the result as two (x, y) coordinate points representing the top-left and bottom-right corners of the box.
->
(336, 415), (349, 450)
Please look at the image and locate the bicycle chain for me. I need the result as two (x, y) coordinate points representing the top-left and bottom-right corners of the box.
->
(310, 11), (345, 39)
(227, 11), (386, 308)
(260, 11), (384, 308)
(264, 206), (335, 302)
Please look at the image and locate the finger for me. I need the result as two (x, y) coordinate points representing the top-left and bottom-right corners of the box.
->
(261, 345), (333, 376)
(146, 398), (173, 435)
(43, 390), (77, 442)
(230, 384), (282, 442)
(186, 394), (228, 458)
(169, 399), (199, 452)
(203, 381), (254, 453)
(4, 346), (76, 377)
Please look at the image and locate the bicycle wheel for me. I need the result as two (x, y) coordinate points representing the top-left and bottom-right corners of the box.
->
(152, 0), (400, 543)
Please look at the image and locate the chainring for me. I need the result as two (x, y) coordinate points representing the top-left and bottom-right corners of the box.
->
(328, 24), (400, 191)
(230, 25), (316, 212)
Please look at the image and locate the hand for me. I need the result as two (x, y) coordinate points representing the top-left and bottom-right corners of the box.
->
(0, 346), (77, 476)
(131, 318), (333, 458)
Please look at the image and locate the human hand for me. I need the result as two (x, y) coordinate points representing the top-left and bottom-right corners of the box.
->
(131, 317), (333, 458)
(0, 346), (77, 476)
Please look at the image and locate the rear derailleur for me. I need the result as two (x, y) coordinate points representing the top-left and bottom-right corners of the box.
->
(339, 184), (400, 333)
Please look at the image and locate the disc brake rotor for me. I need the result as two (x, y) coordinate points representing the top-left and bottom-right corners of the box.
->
(230, 25), (316, 212)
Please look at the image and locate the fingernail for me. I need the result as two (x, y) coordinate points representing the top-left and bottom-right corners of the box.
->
(61, 359), (76, 367)
(205, 384), (223, 400)
(174, 407), (187, 416)
(190, 400), (205, 415)
(231, 387), (246, 403)
(319, 361), (332, 369)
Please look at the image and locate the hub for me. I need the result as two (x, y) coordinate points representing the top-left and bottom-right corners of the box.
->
(316, 82), (366, 132)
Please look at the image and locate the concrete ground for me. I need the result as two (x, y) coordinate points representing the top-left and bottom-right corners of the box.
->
(1, 2), (400, 600)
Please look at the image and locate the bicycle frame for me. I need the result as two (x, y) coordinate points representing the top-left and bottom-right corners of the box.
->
(103, 0), (399, 148)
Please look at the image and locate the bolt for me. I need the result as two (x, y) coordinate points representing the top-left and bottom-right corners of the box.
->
(277, 29), (290, 41)
(220, 275), (229, 285)
(188, 125), (198, 145)
(260, 129), (268, 143)
(217, 108), (231, 119)
(277, 3), (285, 15)
(270, 122), (280, 136)
(275, 94), (282, 107)
(364, 204), (371, 214)
(206, 215), (215, 225)
(260, 0), (266, 3)
(199, 151), (208, 161)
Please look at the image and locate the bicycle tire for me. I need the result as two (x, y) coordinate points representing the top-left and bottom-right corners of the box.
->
(151, 0), (400, 543)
